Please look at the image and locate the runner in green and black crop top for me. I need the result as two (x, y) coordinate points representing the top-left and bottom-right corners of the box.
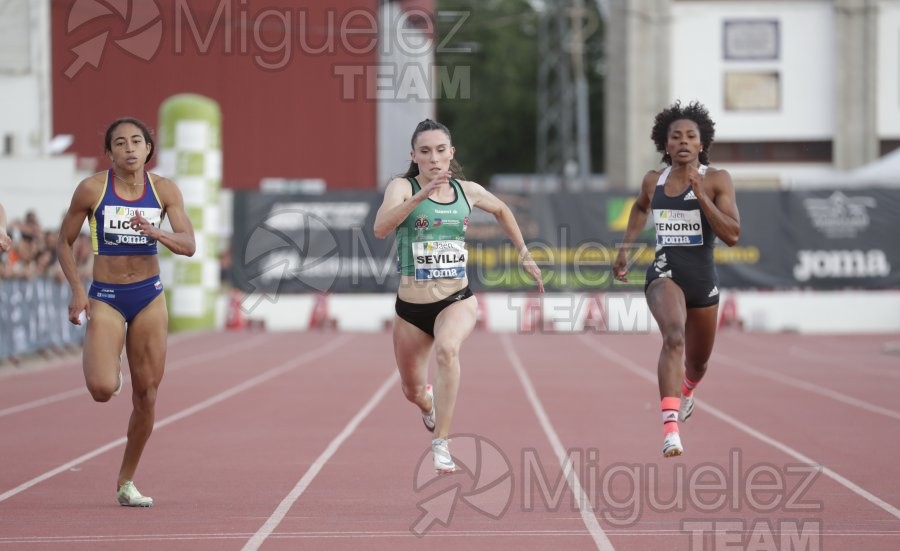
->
(374, 119), (543, 475)
(395, 176), (471, 281)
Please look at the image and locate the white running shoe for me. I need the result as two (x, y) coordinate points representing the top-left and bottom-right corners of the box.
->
(421, 384), (435, 433)
(432, 438), (456, 474)
(112, 369), (124, 397)
(117, 481), (153, 507)
(679, 394), (694, 422)
(662, 432), (684, 458)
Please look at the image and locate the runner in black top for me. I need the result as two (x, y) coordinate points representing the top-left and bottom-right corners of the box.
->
(613, 101), (740, 458)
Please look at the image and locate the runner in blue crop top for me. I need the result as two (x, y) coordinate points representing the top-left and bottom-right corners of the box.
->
(89, 168), (165, 256)
(56, 117), (196, 507)
(613, 101), (741, 459)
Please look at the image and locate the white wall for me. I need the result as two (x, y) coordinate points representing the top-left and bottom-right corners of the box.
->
(0, 78), (45, 156)
(223, 290), (900, 335)
(0, 156), (78, 229)
(877, 0), (900, 138)
(376, 2), (435, 189)
(0, 0), (51, 158)
(670, 1), (835, 140)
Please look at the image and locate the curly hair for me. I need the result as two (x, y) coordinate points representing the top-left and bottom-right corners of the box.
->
(650, 100), (715, 165)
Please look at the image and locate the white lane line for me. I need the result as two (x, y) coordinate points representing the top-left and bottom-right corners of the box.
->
(0, 334), (272, 419)
(242, 370), (399, 551)
(0, 388), (87, 417)
(577, 334), (900, 521)
(501, 334), (616, 551)
(0, 335), (350, 504)
(787, 345), (900, 379)
(0, 330), (205, 380)
(2, 528), (899, 544)
(720, 332), (900, 379)
(716, 354), (900, 421)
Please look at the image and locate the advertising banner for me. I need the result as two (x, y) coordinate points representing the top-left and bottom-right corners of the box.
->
(0, 278), (85, 361)
(229, 188), (900, 296)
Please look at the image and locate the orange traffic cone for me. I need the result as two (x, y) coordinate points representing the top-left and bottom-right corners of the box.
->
(520, 296), (543, 332)
(718, 293), (741, 330)
(583, 294), (607, 332)
(475, 293), (489, 330)
(225, 290), (246, 331)
(309, 293), (335, 330)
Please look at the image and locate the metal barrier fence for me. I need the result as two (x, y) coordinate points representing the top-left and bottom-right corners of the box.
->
(0, 278), (85, 361)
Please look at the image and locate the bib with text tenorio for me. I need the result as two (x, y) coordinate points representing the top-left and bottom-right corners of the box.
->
(412, 240), (467, 280)
(103, 205), (162, 246)
(653, 209), (704, 247)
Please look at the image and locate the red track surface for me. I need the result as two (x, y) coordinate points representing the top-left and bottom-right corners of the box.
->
(1, 329), (898, 550)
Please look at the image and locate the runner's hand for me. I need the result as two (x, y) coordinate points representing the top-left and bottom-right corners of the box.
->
(130, 213), (157, 239)
(420, 171), (452, 198)
(521, 252), (545, 293)
(613, 249), (629, 282)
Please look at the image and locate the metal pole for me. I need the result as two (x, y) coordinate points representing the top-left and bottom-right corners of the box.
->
(571, 0), (592, 185)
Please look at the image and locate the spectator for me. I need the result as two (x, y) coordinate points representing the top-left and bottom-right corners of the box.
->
(0, 203), (11, 252)
(6, 233), (38, 279)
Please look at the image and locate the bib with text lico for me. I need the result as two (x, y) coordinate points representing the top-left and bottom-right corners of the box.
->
(653, 208), (703, 247)
(412, 240), (467, 280)
(102, 205), (163, 246)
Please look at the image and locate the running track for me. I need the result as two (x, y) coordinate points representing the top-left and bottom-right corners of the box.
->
(0, 329), (898, 550)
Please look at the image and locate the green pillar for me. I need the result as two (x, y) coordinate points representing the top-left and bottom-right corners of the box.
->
(157, 94), (221, 331)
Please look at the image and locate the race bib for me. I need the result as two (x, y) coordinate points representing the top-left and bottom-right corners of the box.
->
(412, 240), (467, 280)
(654, 209), (703, 247)
(103, 205), (162, 246)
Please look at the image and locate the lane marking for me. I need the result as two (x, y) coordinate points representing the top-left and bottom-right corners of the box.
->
(721, 332), (900, 379)
(787, 345), (900, 378)
(577, 334), (900, 521)
(0, 330), (204, 380)
(0, 388), (86, 418)
(242, 370), (399, 551)
(3, 528), (898, 543)
(501, 334), (616, 551)
(716, 354), (900, 421)
(0, 334), (272, 418)
(0, 335), (350, 504)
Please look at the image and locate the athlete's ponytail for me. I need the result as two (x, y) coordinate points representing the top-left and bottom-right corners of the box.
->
(400, 119), (466, 180)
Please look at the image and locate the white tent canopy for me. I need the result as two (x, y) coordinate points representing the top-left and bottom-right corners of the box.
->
(789, 147), (900, 188)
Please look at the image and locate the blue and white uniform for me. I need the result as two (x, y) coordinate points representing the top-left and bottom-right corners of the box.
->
(88, 169), (166, 322)
(644, 165), (720, 308)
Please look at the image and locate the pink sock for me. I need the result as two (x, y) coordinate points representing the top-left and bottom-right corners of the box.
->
(681, 375), (700, 397)
(661, 397), (680, 435)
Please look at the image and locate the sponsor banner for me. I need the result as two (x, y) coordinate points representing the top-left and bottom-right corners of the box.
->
(231, 191), (399, 294)
(0, 278), (86, 361)
(229, 188), (900, 294)
(717, 189), (900, 289)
